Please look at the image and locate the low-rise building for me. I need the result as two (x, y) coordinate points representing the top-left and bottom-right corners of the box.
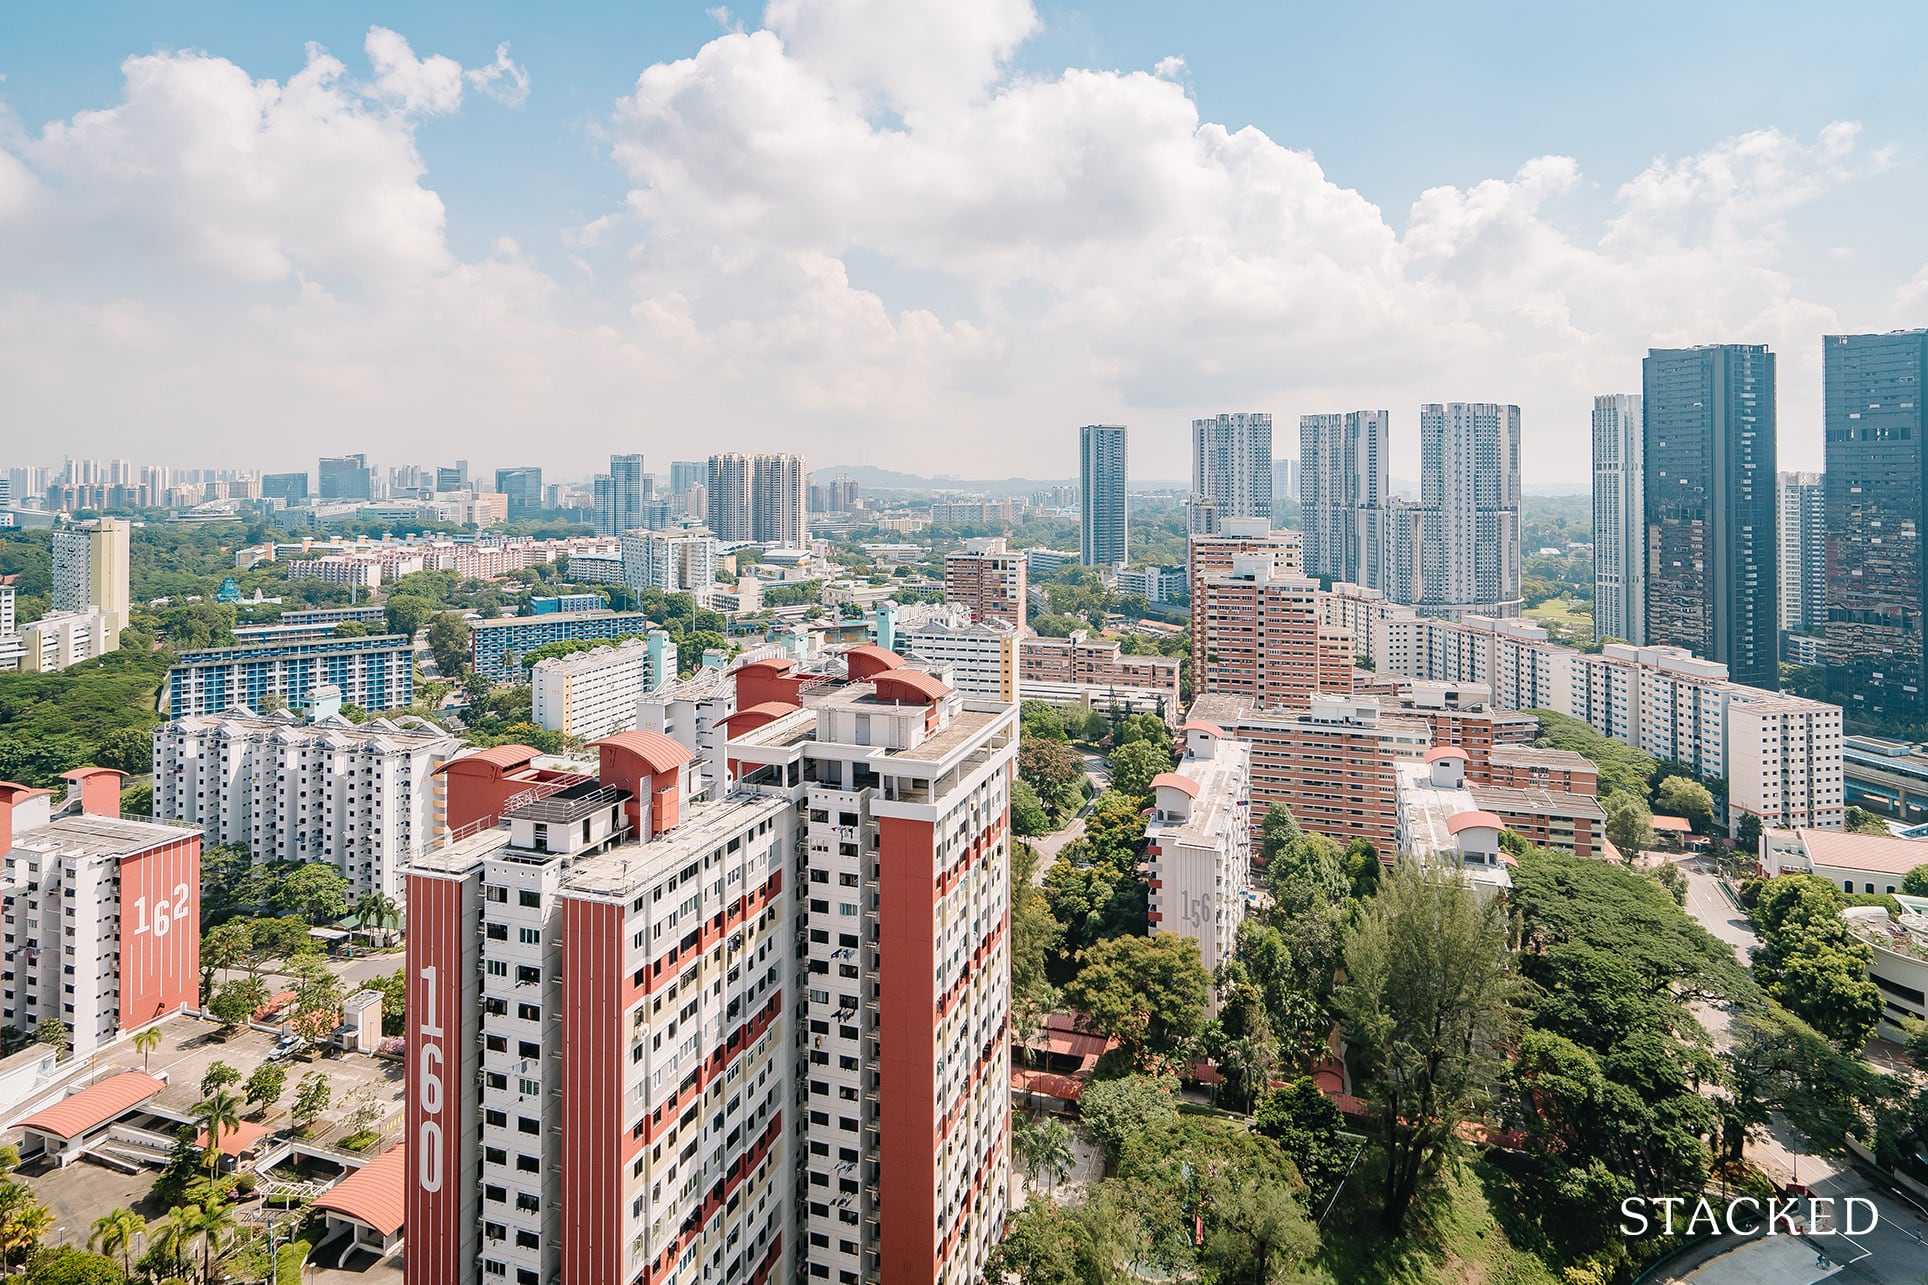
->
(1483, 746), (1599, 796)
(1845, 897), (1928, 1040)
(1020, 632), (1181, 721)
(1469, 783), (1607, 858)
(1144, 724), (1252, 984)
(20, 607), (115, 673)
(1758, 827), (1928, 896)
(885, 608), (1020, 703)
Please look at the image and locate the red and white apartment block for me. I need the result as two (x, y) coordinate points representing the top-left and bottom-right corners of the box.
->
(407, 643), (1015, 1285)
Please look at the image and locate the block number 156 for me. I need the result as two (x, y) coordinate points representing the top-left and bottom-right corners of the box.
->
(132, 883), (193, 938)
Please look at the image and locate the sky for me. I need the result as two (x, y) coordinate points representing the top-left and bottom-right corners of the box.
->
(2, 0), (1925, 487)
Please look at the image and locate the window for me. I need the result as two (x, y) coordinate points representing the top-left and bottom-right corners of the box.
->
(519, 1040), (540, 1059)
(518, 1003), (541, 1021)
(486, 960), (508, 977)
(486, 1035), (508, 1053)
(518, 927), (540, 945)
(516, 1154), (540, 1173)
(486, 923), (508, 940)
(518, 1116), (540, 1135)
(485, 1185), (506, 1203)
(519, 1077), (541, 1097)
(485, 1109), (507, 1128)
(485, 1147), (507, 1165)
(516, 965), (541, 985)
(519, 889), (540, 908)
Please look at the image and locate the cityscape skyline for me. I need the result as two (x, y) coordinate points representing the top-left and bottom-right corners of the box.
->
(4, 3), (1925, 482)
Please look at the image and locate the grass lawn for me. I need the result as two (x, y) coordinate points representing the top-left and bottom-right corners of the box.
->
(1526, 596), (1595, 645)
(1308, 1159), (1563, 1285)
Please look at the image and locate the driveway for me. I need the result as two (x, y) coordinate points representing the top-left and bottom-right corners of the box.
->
(1683, 860), (1758, 962)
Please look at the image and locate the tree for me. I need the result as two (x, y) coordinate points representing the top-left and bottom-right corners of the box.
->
(1202, 1170), (1319, 1285)
(291, 1070), (332, 1134)
(33, 1018), (67, 1060)
(288, 955), (345, 1043)
(1903, 864), (1928, 898)
(357, 889), (401, 946)
(1010, 779), (1052, 838)
(1335, 864), (1517, 1233)
(1253, 1078), (1357, 1206)
(244, 1063), (287, 1117)
(1116, 712), (1171, 749)
(199, 1060), (241, 1098)
(276, 862), (350, 924)
(208, 977), (268, 1031)
(1844, 806), (1890, 835)
(1077, 1074), (1177, 1165)
(1734, 812), (1764, 854)
(132, 1025), (161, 1072)
(0, 1182), (52, 1265)
(985, 1201), (1102, 1285)
(1604, 792), (1655, 857)
(426, 611), (471, 676)
(194, 1199), (238, 1285)
(200, 919), (254, 1001)
(27, 1246), (122, 1285)
(370, 968), (408, 1036)
(1019, 736), (1087, 820)
(1019, 701), (1069, 741)
(1257, 804), (1303, 864)
(1013, 1115), (1076, 1194)
(1064, 934), (1212, 1067)
(383, 593), (436, 639)
(1655, 776), (1715, 832)
(88, 1207), (145, 1283)
(194, 1088), (242, 1183)
(1108, 738), (1173, 799)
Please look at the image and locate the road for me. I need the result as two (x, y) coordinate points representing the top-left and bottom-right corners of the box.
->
(1024, 752), (1110, 883)
(1683, 860), (1758, 961)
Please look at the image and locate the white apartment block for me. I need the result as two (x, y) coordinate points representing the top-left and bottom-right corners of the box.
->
(1321, 583), (1844, 830)
(1592, 394), (1645, 645)
(1144, 724), (1252, 987)
(530, 633), (677, 742)
(153, 699), (456, 901)
(892, 614), (1020, 703)
(1, 774), (201, 1061)
(621, 529), (719, 606)
(52, 517), (130, 639)
(20, 608), (114, 673)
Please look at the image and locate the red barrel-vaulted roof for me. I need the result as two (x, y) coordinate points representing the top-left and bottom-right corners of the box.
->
(590, 730), (695, 775)
(872, 669), (948, 704)
(842, 644), (905, 681)
(1150, 772), (1200, 797)
(1445, 810), (1505, 836)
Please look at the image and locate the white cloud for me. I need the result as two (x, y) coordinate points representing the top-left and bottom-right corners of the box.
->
(1153, 55), (1186, 80)
(365, 26), (465, 115)
(466, 42), (531, 108)
(0, 4), (1905, 482)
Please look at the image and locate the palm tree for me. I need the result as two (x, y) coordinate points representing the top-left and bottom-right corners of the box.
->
(90, 1206), (147, 1280)
(1013, 1115), (1076, 1196)
(152, 1205), (201, 1281)
(197, 1199), (238, 1283)
(133, 1025), (162, 1072)
(194, 1088), (244, 1182)
(358, 889), (400, 946)
(0, 1183), (51, 1265)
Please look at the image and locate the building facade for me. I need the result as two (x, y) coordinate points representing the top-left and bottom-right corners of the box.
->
(530, 634), (677, 742)
(153, 703), (456, 901)
(1776, 471), (1826, 638)
(319, 454), (373, 501)
(1299, 410), (1387, 589)
(620, 529), (719, 606)
(469, 612), (653, 683)
(1079, 425), (1128, 568)
(0, 774), (201, 1059)
(1018, 633), (1182, 721)
(1642, 345), (1778, 689)
(166, 634), (414, 718)
(1417, 403), (1522, 618)
(1824, 330), (1928, 720)
(1591, 394), (1645, 644)
(751, 454), (807, 547)
(1192, 552), (1354, 707)
(53, 517), (130, 643)
(494, 467), (543, 518)
(943, 538), (1027, 631)
(1145, 724), (1251, 983)
(1190, 413), (1273, 525)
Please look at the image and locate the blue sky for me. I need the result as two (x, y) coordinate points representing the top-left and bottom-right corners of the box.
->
(2, 1), (1924, 483)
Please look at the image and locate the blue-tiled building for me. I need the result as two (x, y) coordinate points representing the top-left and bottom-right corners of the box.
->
(167, 634), (414, 717)
(468, 610), (652, 682)
(529, 593), (606, 615)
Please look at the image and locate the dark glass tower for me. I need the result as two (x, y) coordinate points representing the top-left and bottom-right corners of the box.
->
(1824, 330), (1928, 722)
(1641, 345), (1778, 688)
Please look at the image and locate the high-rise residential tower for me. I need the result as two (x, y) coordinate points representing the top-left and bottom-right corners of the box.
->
(707, 453), (755, 541)
(669, 460), (706, 497)
(944, 538), (1027, 631)
(1298, 411), (1387, 589)
(594, 453), (649, 536)
(1591, 394), (1645, 644)
(1642, 345), (1778, 689)
(1079, 425), (1128, 567)
(751, 453), (807, 546)
(1190, 413), (1273, 526)
(1823, 329), (1928, 719)
(1776, 471), (1826, 637)
(53, 516), (130, 641)
(1418, 403), (1522, 618)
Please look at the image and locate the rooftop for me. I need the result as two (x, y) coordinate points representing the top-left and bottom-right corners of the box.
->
(1486, 746), (1596, 773)
(563, 792), (793, 901)
(10, 813), (200, 860)
(1147, 742), (1251, 849)
(17, 1072), (166, 1139)
(1472, 784), (1607, 822)
(312, 1144), (407, 1237)
(471, 610), (646, 630)
(1783, 827), (1928, 877)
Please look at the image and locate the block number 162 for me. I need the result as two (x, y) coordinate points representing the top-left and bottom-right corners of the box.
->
(132, 883), (193, 938)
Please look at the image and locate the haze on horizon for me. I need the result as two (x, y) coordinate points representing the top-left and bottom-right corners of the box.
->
(1, 0), (1924, 485)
